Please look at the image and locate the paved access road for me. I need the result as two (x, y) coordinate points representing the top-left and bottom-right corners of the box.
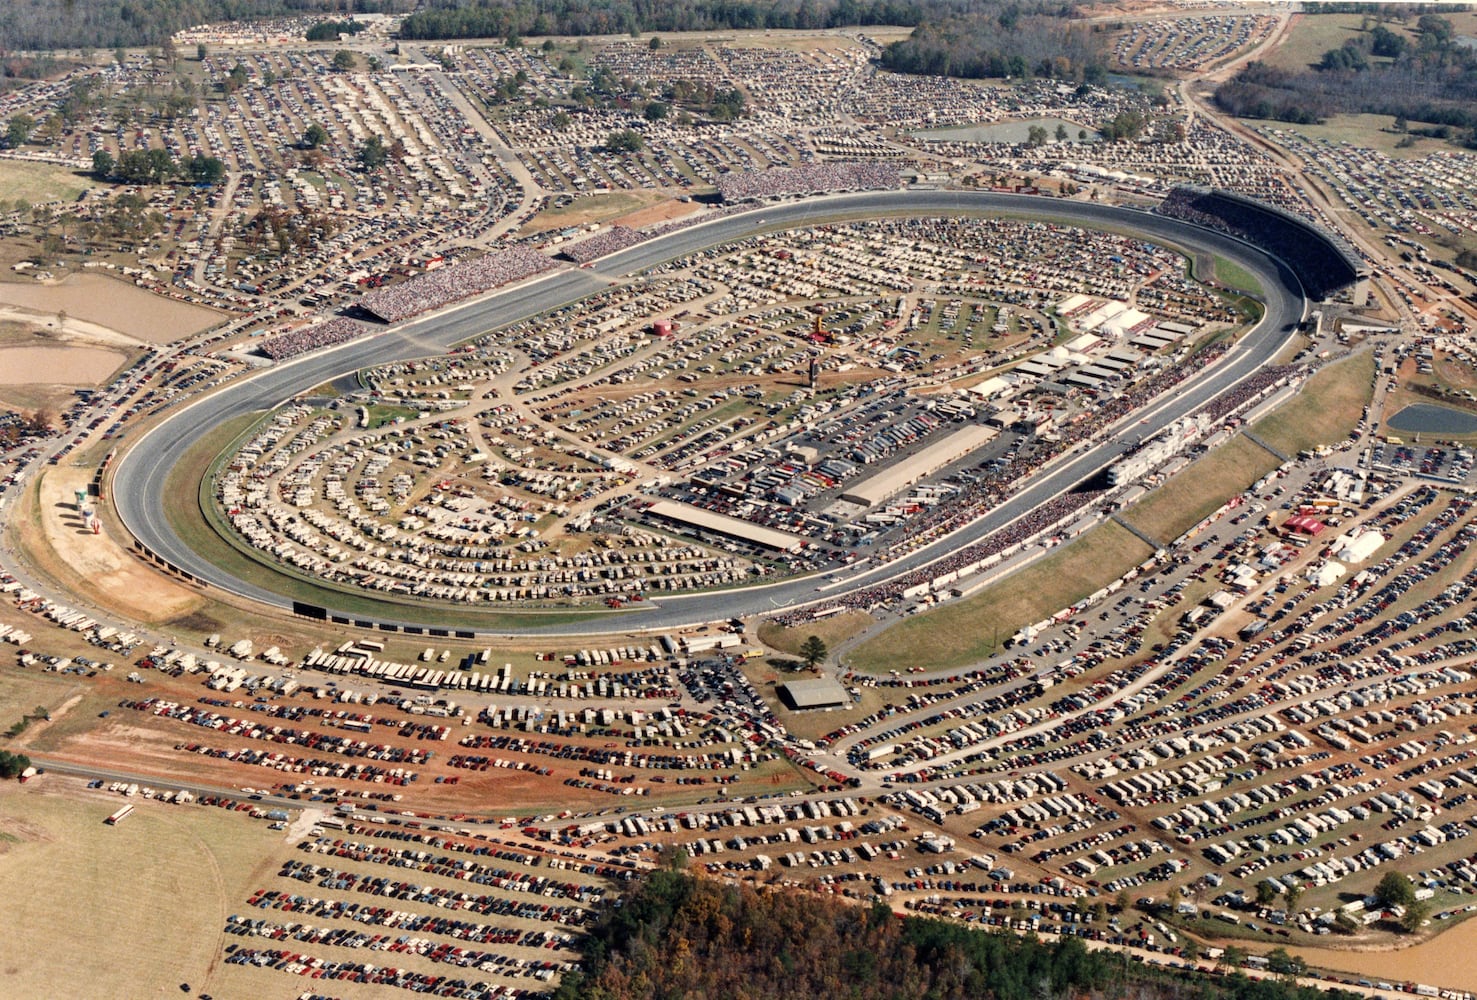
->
(113, 191), (1305, 636)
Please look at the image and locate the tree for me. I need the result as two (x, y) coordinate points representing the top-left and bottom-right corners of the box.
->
(1369, 24), (1407, 58)
(1026, 124), (1048, 147)
(603, 129), (644, 153)
(182, 154), (226, 185)
(1054, 123), (1068, 142)
(1221, 944), (1246, 971)
(649, 35), (662, 49)
(1256, 881), (1279, 907)
(303, 122), (329, 148)
(1285, 882), (1303, 913)
(1265, 947), (1306, 979)
(197, 42), (208, 61)
(357, 134), (389, 170)
(225, 63), (248, 94)
(0, 750), (32, 779)
(1399, 899), (1429, 933)
(6, 113), (35, 148)
(643, 100), (669, 121)
(332, 49), (356, 72)
(800, 635), (828, 669)
(91, 150), (115, 179)
(1374, 871), (1417, 909)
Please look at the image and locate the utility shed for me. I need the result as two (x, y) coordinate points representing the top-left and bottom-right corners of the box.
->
(779, 677), (850, 711)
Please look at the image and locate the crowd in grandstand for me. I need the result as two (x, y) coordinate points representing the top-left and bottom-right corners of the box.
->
(258, 317), (371, 361)
(774, 488), (1107, 626)
(559, 225), (647, 264)
(357, 248), (558, 323)
(1194, 364), (1300, 424)
(716, 161), (902, 203)
(1157, 187), (1362, 301)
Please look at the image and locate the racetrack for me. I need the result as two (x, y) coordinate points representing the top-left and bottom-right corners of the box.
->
(113, 190), (1305, 636)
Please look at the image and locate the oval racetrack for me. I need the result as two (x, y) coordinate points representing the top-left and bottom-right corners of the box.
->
(114, 191), (1306, 636)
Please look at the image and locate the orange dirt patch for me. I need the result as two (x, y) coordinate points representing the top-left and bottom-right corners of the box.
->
(611, 198), (705, 229)
(33, 465), (201, 623)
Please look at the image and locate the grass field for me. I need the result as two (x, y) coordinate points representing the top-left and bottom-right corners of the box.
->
(1265, 112), (1464, 159)
(1212, 254), (1265, 297)
(1122, 436), (1281, 544)
(0, 160), (96, 205)
(525, 190), (660, 235)
(846, 522), (1152, 675)
(1253, 351), (1375, 456)
(1261, 13), (1379, 72)
(757, 609), (873, 658)
(0, 784), (277, 999)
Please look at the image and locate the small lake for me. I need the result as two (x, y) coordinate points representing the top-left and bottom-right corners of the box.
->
(1386, 403), (1477, 435)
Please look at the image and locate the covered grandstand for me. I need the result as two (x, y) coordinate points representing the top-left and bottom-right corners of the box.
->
(1158, 187), (1368, 304)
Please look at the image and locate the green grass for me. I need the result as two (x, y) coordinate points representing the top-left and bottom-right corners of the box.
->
(1253, 351), (1375, 456)
(1212, 254), (1265, 297)
(0, 160), (97, 205)
(1260, 13), (1375, 72)
(847, 521), (1152, 674)
(757, 610), (873, 658)
(364, 402), (420, 428)
(1122, 436), (1281, 544)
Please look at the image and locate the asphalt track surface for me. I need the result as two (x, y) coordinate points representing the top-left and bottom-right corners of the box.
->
(114, 191), (1306, 636)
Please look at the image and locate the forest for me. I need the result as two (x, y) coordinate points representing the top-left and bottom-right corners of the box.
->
(0, 0), (410, 51)
(1214, 12), (1477, 138)
(398, 0), (939, 39)
(877, 6), (1107, 83)
(553, 869), (1365, 1000)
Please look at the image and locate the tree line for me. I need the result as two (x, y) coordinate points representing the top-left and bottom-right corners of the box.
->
(91, 148), (227, 185)
(399, 0), (935, 40)
(878, 5), (1109, 84)
(1215, 12), (1477, 142)
(0, 0), (411, 51)
(553, 868), (1366, 1000)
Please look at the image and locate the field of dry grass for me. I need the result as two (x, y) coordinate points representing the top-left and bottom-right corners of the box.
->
(847, 521), (1152, 675)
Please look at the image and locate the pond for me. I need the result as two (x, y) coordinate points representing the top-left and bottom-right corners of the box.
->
(1386, 403), (1477, 436)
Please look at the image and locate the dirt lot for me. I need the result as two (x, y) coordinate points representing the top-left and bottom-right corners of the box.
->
(610, 196), (704, 229)
(0, 344), (127, 386)
(0, 272), (223, 344)
(18, 464), (202, 624)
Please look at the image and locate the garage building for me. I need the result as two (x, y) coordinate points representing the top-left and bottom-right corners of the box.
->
(779, 677), (851, 710)
(839, 424), (998, 508)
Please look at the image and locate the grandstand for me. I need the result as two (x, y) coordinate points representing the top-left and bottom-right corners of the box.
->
(1158, 187), (1368, 304)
